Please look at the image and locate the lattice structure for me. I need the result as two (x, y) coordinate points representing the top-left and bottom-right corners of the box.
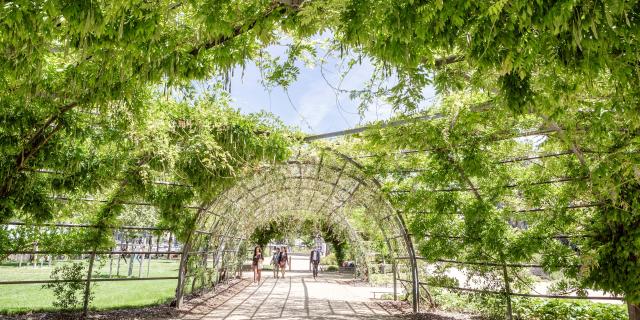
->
(192, 146), (420, 310)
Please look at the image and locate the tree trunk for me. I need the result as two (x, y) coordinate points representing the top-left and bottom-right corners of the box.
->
(629, 303), (640, 320)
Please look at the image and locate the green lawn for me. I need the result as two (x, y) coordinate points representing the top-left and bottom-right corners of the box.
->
(0, 258), (181, 314)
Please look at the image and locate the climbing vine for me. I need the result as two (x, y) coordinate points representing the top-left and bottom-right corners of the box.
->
(2, 0), (640, 317)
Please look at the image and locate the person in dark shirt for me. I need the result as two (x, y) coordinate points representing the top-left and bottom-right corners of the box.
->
(278, 247), (288, 278)
(309, 249), (321, 279)
(252, 246), (264, 283)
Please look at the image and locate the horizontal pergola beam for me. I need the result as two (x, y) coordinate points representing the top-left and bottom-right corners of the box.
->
(303, 114), (443, 141)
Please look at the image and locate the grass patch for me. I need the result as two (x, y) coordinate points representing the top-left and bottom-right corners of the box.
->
(0, 258), (181, 314)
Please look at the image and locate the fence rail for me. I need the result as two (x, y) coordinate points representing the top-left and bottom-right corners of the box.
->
(0, 277), (179, 285)
(424, 283), (624, 301)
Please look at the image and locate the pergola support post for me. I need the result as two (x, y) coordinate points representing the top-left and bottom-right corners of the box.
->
(82, 248), (96, 318)
(501, 264), (513, 320)
(392, 261), (397, 301)
(411, 256), (419, 312)
(174, 235), (193, 308)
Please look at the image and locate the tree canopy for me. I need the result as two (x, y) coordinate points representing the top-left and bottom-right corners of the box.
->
(1, 0), (639, 315)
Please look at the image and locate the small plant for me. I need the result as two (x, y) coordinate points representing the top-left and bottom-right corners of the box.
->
(379, 293), (395, 300)
(43, 262), (91, 311)
(321, 253), (337, 266)
(326, 265), (339, 272)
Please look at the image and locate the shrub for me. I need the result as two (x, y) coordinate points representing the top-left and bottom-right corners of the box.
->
(430, 288), (627, 320)
(321, 253), (337, 266)
(42, 262), (92, 311)
(513, 298), (627, 320)
(326, 265), (339, 272)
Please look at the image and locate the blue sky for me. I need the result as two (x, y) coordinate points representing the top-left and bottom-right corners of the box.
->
(196, 42), (437, 135)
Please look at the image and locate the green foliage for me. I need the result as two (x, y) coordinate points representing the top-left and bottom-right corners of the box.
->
(584, 170), (640, 302)
(329, 240), (348, 266)
(42, 262), (91, 311)
(250, 219), (287, 247)
(354, 87), (640, 307)
(249, 211), (353, 264)
(431, 289), (626, 320)
(512, 299), (627, 320)
(3, 0), (640, 314)
(321, 253), (337, 266)
(325, 265), (339, 272)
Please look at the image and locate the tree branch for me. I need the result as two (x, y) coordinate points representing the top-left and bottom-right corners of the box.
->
(189, 2), (287, 56)
(432, 55), (465, 69)
(0, 102), (78, 199)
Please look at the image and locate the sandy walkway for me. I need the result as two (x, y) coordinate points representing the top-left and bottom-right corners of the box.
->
(178, 255), (400, 320)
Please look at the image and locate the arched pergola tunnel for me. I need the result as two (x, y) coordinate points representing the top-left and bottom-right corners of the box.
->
(178, 145), (421, 311)
(4, 110), (632, 318)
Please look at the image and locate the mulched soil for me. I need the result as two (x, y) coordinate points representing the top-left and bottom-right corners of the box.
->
(375, 300), (484, 320)
(1, 279), (251, 320)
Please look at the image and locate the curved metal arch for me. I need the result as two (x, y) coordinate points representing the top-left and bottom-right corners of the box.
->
(238, 202), (406, 253)
(203, 172), (398, 259)
(206, 170), (408, 277)
(231, 171), (384, 226)
(207, 182), (356, 226)
(203, 163), (383, 225)
(323, 147), (421, 312)
(233, 175), (358, 205)
(201, 151), (378, 223)
(193, 146), (419, 311)
(211, 197), (396, 278)
(239, 189), (373, 219)
(212, 185), (370, 234)
(229, 200), (408, 261)
(203, 152), (409, 250)
(219, 162), (368, 209)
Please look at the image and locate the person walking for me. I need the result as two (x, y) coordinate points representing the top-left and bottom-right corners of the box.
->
(278, 246), (288, 278)
(309, 248), (321, 279)
(270, 247), (281, 279)
(252, 246), (264, 283)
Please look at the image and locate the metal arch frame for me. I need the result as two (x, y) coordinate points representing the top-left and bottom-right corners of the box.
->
(230, 163), (366, 205)
(313, 160), (349, 217)
(196, 147), (420, 312)
(232, 176), (357, 206)
(210, 170), (362, 211)
(208, 186), (406, 289)
(326, 147), (421, 312)
(201, 153), (373, 217)
(212, 184), (362, 235)
(216, 188), (346, 234)
(206, 169), (392, 254)
(210, 162), (376, 241)
(204, 162), (375, 220)
(207, 161), (382, 233)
